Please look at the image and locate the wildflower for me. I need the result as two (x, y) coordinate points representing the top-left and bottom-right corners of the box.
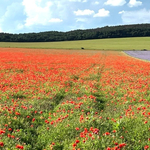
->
(15, 112), (20, 115)
(16, 144), (24, 149)
(72, 143), (77, 147)
(75, 127), (79, 130)
(112, 130), (116, 133)
(114, 146), (119, 150)
(144, 145), (149, 149)
(45, 120), (49, 124)
(104, 132), (110, 136)
(32, 118), (35, 122)
(50, 121), (54, 125)
(11, 135), (15, 138)
(0, 142), (4, 147)
(8, 128), (12, 131)
(90, 127), (93, 131)
(119, 143), (126, 148)
(7, 134), (11, 138)
(0, 129), (5, 134)
(93, 128), (99, 134)
(84, 128), (88, 133)
(75, 140), (80, 144)
(40, 111), (43, 114)
(144, 121), (148, 124)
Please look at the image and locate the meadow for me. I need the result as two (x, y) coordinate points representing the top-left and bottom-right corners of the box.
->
(0, 37), (150, 50)
(0, 47), (150, 150)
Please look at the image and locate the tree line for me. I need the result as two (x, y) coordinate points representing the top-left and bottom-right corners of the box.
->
(0, 24), (150, 42)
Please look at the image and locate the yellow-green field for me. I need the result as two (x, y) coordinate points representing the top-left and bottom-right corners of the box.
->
(0, 37), (150, 50)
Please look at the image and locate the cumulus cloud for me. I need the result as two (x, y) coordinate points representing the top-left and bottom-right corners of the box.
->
(22, 0), (53, 26)
(74, 9), (94, 16)
(0, 2), (26, 33)
(1, 0), (149, 34)
(128, 0), (142, 7)
(119, 9), (150, 24)
(104, 0), (126, 6)
(49, 18), (63, 23)
(93, 9), (110, 17)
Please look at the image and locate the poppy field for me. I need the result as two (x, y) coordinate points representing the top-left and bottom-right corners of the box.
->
(0, 48), (150, 150)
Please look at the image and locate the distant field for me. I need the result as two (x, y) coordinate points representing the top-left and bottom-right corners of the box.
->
(124, 50), (150, 61)
(0, 37), (150, 50)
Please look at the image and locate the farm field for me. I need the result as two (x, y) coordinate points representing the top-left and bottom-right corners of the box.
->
(0, 47), (150, 150)
(124, 51), (150, 61)
(0, 37), (150, 50)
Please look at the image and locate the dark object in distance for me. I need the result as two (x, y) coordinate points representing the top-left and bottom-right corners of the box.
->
(81, 47), (84, 49)
(141, 49), (147, 51)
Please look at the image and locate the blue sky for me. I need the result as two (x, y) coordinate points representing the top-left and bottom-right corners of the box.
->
(0, 0), (149, 33)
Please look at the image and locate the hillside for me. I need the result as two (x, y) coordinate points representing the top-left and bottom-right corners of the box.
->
(0, 37), (150, 50)
(0, 24), (150, 42)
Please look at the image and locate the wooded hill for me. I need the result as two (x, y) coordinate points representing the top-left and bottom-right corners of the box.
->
(0, 24), (150, 42)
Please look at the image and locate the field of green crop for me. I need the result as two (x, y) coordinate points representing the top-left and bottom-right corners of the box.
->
(0, 37), (150, 50)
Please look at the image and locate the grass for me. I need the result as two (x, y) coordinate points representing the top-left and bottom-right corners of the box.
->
(0, 37), (150, 50)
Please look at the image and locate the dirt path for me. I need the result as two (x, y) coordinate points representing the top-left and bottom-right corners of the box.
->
(124, 51), (150, 62)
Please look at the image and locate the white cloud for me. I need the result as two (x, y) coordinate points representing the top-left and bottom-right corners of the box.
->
(118, 10), (125, 14)
(119, 9), (150, 24)
(0, 2), (26, 33)
(76, 18), (87, 22)
(22, 0), (53, 26)
(104, 0), (126, 6)
(93, 8), (110, 17)
(74, 9), (94, 16)
(92, 1), (100, 5)
(49, 18), (63, 23)
(128, 0), (142, 7)
(69, 0), (87, 2)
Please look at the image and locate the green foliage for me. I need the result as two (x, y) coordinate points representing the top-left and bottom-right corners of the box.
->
(1, 24), (150, 42)
(93, 92), (106, 111)
(12, 92), (27, 99)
